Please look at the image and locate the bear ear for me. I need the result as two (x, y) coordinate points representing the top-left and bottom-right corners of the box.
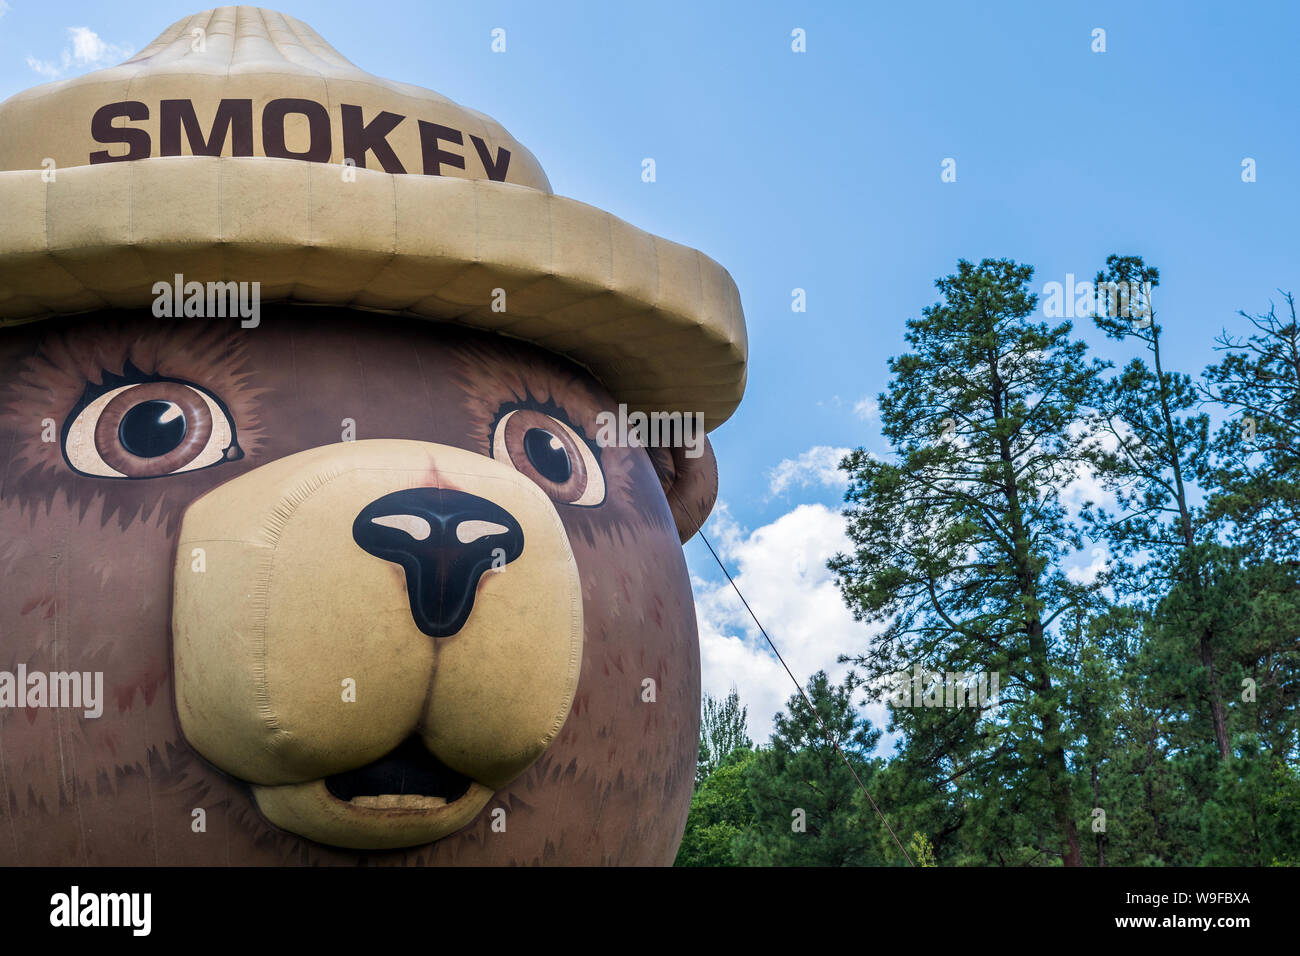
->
(649, 436), (719, 545)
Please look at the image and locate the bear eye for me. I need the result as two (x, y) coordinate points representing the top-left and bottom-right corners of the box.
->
(63, 380), (240, 479)
(492, 409), (605, 507)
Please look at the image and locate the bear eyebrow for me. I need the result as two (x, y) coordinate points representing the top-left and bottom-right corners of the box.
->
(68, 362), (170, 419)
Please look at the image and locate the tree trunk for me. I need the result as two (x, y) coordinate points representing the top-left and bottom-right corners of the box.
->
(991, 351), (1083, 866)
(1199, 628), (1232, 760)
(1029, 620), (1084, 867)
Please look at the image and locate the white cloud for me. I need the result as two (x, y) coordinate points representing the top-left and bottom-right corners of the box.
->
(853, 396), (879, 421)
(689, 501), (891, 747)
(1059, 464), (1112, 514)
(766, 445), (852, 497)
(1067, 545), (1109, 585)
(1057, 421), (1119, 516)
(0, 2), (11, 19)
(27, 27), (132, 78)
(68, 26), (120, 64)
(25, 56), (63, 78)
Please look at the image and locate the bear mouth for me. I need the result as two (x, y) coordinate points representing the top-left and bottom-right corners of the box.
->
(324, 736), (474, 810)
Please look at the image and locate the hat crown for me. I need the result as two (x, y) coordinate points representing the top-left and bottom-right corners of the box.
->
(0, 6), (551, 191)
(128, 5), (358, 71)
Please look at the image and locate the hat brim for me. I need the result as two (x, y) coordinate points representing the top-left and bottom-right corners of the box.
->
(0, 156), (747, 430)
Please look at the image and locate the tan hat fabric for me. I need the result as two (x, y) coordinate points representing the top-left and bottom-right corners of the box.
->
(0, 6), (747, 429)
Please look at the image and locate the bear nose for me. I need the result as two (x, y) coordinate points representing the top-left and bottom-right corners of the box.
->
(352, 488), (524, 638)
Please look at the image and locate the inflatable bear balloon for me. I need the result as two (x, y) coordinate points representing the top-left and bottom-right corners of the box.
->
(0, 7), (746, 865)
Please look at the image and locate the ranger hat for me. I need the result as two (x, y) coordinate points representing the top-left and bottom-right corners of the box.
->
(0, 6), (747, 428)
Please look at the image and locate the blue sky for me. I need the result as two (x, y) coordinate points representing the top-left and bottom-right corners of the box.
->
(3, 0), (1297, 742)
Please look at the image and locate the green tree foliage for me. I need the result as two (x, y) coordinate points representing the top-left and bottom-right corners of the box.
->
(907, 831), (936, 866)
(674, 747), (757, 867)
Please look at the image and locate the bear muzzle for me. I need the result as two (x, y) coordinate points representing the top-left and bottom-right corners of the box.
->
(171, 439), (583, 850)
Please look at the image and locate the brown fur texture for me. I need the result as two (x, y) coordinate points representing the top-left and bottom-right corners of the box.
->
(0, 307), (708, 865)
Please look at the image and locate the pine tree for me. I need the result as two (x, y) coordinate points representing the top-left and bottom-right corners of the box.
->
(734, 671), (885, 866)
(1085, 254), (1232, 762)
(1197, 293), (1300, 860)
(830, 258), (1104, 866)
